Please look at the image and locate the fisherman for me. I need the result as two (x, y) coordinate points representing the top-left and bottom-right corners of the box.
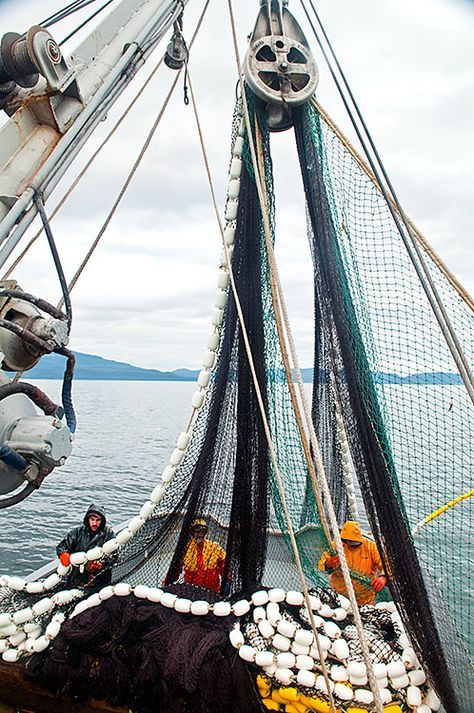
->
(318, 520), (387, 606)
(180, 518), (228, 594)
(56, 504), (115, 588)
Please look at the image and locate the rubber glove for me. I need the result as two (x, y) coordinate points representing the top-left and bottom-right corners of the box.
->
(86, 560), (103, 572)
(371, 575), (387, 592)
(59, 552), (71, 567)
(325, 555), (340, 570)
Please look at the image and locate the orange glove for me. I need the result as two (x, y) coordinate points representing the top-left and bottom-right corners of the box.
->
(325, 555), (340, 570)
(86, 561), (103, 573)
(59, 552), (71, 567)
(371, 575), (387, 592)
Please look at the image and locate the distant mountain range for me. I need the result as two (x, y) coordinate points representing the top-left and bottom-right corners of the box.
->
(20, 351), (463, 385)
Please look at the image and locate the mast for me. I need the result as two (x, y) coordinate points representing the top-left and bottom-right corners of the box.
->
(0, 0), (188, 267)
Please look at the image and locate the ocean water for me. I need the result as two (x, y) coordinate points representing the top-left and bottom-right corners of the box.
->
(0, 380), (197, 575)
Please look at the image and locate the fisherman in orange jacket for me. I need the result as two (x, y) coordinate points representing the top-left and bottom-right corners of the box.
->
(181, 519), (228, 593)
(318, 521), (387, 606)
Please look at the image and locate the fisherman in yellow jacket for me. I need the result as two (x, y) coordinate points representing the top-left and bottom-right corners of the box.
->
(318, 521), (387, 606)
(181, 519), (227, 593)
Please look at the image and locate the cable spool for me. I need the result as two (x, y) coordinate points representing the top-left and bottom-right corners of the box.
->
(0, 31), (39, 89)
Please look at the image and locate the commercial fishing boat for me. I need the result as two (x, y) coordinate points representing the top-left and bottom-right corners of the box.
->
(0, 1), (472, 711)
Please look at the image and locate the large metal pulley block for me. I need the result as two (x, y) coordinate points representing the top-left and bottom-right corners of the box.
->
(244, 0), (318, 131)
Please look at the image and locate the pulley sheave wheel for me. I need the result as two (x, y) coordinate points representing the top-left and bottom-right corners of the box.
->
(244, 34), (318, 109)
(243, 1), (319, 131)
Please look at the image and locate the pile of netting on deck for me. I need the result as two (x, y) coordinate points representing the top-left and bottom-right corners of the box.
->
(292, 101), (473, 711)
(23, 584), (259, 713)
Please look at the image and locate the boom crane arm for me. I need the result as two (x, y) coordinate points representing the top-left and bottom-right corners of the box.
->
(0, 0), (189, 263)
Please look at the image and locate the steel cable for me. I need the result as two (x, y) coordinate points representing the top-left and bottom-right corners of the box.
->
(58, 0), (117, 46)
(58, 0), (210, 304)
(40, 0), (112, 28)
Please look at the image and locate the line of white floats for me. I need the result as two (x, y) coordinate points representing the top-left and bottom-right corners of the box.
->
(0, 109), (245, 612)
(0, 583), (440, 713)
(228, 593), (441, 712)
(0, 585), (307, 659)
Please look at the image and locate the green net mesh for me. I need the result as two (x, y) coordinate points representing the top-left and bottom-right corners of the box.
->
(297, 100), (473, 705)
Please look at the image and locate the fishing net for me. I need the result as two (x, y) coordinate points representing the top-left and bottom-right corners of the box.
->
(293, 101), (473, 710)
(106, 98), (331, 597)
(0, 90), (471, 713)
(0, 98), (335, 710)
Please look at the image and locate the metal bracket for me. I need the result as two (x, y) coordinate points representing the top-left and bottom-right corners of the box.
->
(244, 0), (318, 131)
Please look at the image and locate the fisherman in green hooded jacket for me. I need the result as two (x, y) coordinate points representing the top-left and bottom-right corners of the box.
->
(56, 504), (115, 588)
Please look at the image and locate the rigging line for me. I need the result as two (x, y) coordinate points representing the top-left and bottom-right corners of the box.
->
(256, 126), (360, 528)
(40, 0), (90, 26)
(61, 79), (180, 301)
(2, 55), (167, 281)
(59, 0), (116, 46)
(226, 4), (384, 710)
(40, 0), (107, 28)
(185, 69), (338, 713)
(56, 0), (211, 306)
(312, 99), (474, 314)
(253, 116), (386, 713)
(34, 193), (72, 333)
(298, 0), (474, 406)
(41, 0), (104, 28)
(253, 124), (331, 546)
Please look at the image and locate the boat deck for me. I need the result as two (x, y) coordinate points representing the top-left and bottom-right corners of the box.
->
(0, 661), (128, 713)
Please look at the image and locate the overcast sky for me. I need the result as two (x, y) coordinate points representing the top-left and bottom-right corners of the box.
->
(0, 0), (472, 370)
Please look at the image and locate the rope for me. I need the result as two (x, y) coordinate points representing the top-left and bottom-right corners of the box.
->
(226, 3), (384, 709)
(253, 125), (332, 545)
(253, 125), (386, 713)
(59, 0), (116, 46)
(40, 0), (104, 27)
(412, 489), (474, 536)
(186, 65), (337, 711)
